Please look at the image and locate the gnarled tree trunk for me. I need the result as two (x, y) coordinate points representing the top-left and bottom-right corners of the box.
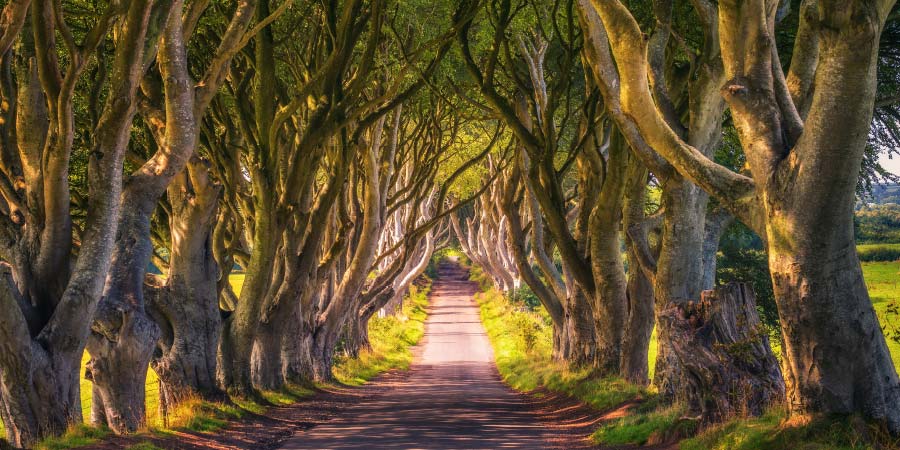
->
(657, 283), (783, 422)
(150, 162), (223, 410)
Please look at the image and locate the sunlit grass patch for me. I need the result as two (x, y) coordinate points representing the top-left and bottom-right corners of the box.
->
(681, 406), (900, 450)
(33, 424), (110, 450)
(592, 402), (694, 446)
(148, 395), (249, 435)
(862, 262), (900, 373)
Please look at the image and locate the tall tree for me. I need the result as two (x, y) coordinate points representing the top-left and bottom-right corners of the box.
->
(0, 0), (169, 444)
(579, 0), (900, 432)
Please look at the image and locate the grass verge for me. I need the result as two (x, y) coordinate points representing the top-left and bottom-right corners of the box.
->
(681, 407), (900, 450)
(468, 263), (680, 444)
(333, 281), (430, 385)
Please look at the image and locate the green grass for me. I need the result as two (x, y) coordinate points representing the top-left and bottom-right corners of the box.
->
(31, 424), (110, 450)
(862, 262), (900, 373)
(681, 407), (900, 450)
(592, 403), (695, 446)
(333, 282), (430, 385)
(3, 272), (429, 448)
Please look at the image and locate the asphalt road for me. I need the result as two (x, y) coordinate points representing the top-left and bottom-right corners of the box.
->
(278, 262), (552, 449)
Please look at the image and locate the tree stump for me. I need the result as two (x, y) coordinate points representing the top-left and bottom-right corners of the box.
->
(657, 282), (784, 423)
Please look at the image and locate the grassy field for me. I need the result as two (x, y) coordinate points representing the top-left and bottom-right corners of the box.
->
(863, 261), (900, 373)
(2, 273), (430, 449)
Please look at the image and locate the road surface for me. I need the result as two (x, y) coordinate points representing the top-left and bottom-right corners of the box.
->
(278, 261), (560, 449)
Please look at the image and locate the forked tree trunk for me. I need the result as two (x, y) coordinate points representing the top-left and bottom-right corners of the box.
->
(87, 185), (162, 433)
(656, 283), (783, 422)
(87, 306), (159, 433)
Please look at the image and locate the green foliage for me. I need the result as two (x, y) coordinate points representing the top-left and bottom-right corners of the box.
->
(508, 285), (541, 311)
(467, 264), (495, 293)
(716, 222), (779, 332)
(855, 204), (900, 244)
(857, 243), (900, 262)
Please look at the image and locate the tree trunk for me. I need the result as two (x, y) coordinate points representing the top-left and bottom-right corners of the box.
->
(560, 290), (599, 368)
(621, 242), (655, 386)
(87, 306), (158, 433)
(343, 309), (374, 358)
(218, 202), (280, 397)
(770, 229), (900, 432)
(0, 345), (82, 448)
(86, 202), (162, 433)
(281, 307), (317, 386)
(657, 283), (783, 422)
(251, 324), (285, 391)
(310, 327), (339, 382)
(652, 178), (710, 398)
(590, 226), (627, 375)
(149, 162), (223, 409)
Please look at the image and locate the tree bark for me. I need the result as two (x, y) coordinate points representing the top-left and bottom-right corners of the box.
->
(150, 162), (223, 410)
(651, 178), (711, 399)
(657, 283), (784, 422)
(0, 0), (162, 443)
(770, 220), (900, 431)
(621, 244), (655, 385)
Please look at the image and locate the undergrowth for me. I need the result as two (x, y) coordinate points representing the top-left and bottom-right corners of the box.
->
(332, 281), (430, 385)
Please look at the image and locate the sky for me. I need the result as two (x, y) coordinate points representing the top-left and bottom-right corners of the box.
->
(880, 154), (900, 177)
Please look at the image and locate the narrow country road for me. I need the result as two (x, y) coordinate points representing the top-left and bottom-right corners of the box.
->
(278, 260), (566, 449)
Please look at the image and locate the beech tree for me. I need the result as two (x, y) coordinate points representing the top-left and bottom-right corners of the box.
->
(578, 0), (900, 431)
(455, 0), (655, 379)
(0, 0), (170, 445)
(85, 0), (273, 432)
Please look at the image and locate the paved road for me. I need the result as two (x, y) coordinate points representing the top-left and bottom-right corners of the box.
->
(279, 261), (552, 449)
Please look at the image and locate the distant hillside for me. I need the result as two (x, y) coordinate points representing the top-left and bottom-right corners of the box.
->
(869, 184), (900, 205)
